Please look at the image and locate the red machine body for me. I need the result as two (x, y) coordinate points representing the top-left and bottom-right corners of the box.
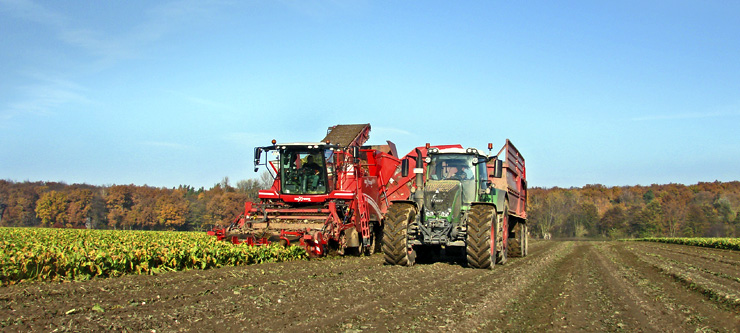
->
(208, 124), (423, 256)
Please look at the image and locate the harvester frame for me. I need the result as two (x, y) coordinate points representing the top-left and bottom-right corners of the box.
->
(209, 124), (417, 257)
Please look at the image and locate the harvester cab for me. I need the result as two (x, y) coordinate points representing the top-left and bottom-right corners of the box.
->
(255, 143), (335, 196)
(382, 140), (527, 269)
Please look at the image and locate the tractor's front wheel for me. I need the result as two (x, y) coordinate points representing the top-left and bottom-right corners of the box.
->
(466, 205), (497, 269)
(382, 203), (416, 266)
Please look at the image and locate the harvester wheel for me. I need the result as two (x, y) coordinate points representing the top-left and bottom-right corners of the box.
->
(382, 203), (416, 266)
(466, 205), (497, 269)
(362, 223), (381, 256)
(373, 223), (383, 254)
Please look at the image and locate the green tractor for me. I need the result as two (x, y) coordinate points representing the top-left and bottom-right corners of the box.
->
(382, 140), (527, 269)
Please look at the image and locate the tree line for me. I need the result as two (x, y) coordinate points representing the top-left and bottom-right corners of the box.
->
(527, 181), (740, 239)
(0, 177), (268, 231)
(1, 178), (739, 238)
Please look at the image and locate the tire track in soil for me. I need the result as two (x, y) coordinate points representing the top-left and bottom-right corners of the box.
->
(330, 240), (563, 332)
(249, 240), (559, 332)
(3, 241), (740, 332)
(630, 242), (740, 287)
(610, 242), (740, 332)
(475, 241), (636, 332)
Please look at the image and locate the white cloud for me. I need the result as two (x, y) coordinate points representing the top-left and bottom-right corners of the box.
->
(2, 73), (91, 118)
(1, 0), (234, 118)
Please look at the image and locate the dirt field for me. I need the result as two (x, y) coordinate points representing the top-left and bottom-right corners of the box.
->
(1, 240), (739, 332)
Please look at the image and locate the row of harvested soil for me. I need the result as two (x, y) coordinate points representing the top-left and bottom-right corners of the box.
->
(1, 241), (738, 332)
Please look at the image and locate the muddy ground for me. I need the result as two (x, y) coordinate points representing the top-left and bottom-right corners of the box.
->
(1, 241), (739, 332)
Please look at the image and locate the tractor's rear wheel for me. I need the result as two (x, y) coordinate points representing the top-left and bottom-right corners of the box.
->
(466, 205), (497, 269)
(382, 203), (416, 266)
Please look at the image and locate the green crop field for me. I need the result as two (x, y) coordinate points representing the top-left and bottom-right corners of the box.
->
(633, 237), (740, 251)
(0, 227), (307, 285)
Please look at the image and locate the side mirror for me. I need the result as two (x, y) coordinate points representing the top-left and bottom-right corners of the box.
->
(253, 147), (262, 172)
(401, 159), (409, 178)
(493, 159), (503, 178)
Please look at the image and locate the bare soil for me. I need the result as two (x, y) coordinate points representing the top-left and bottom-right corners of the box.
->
(1, 241), (739, 332)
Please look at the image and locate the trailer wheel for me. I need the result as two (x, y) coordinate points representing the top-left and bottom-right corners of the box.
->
(522, 222), (528, 257)
(382, 203), (416, 266)
(466, 205), (497, 269)
(497, 201), (508, 264)
(508, 219), (528, 258)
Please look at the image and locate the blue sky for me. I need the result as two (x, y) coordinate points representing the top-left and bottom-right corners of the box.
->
(2, 0), (739, 189)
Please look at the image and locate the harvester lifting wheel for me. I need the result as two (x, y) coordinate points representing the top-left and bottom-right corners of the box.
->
(466, 205), (497, 269)
(382, 203), (416, 266)
(362, 225), (378, 256)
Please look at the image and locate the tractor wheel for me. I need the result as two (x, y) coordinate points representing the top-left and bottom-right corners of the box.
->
(382, 203), (416, 266)
(466, 204), (497, 269)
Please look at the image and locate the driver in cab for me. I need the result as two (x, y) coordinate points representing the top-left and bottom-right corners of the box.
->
(302, 155), (322, 175)
(444, 161), (472, 180)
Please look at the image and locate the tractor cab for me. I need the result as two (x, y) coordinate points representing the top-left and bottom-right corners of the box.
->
(418, 147), (492, 244)
(425, 147), (490, 206)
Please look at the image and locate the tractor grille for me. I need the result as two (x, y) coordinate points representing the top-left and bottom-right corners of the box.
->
(424, 180), (460, 192)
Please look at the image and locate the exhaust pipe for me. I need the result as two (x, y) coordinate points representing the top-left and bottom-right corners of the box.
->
(414, 148), (424, 206)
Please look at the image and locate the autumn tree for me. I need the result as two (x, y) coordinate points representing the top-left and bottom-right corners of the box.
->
(129, 186), (158, 229)
(155, 189), (189, 230)
(66, 188), (93, 228)
(236, 178), (261, 201)
(598, 206), (626, 238)
(35, 190), (68, 227)
(106, 185), (134, 229)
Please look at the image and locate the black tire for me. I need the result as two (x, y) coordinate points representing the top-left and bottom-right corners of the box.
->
(508, 220), (522, 258)
(497, 201), (508, 264)
(361, 224), (378, 256)
(382, 203), (416, 266)
(372, 223), (383, 254)
(466, 205), (497, 269)
(521, 222), (528, 257)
